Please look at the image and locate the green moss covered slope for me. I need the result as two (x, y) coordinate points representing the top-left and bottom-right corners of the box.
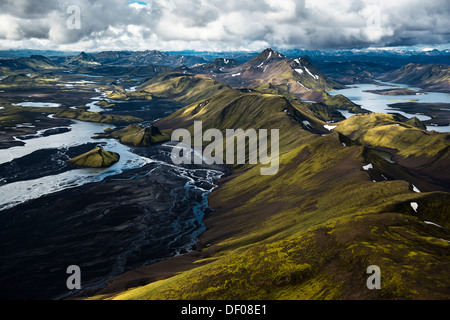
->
(67, 147), (120, 168)
(88, 85), (450, 300)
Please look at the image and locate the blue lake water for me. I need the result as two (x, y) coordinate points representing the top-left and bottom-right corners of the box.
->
(328, 81), (450, 132)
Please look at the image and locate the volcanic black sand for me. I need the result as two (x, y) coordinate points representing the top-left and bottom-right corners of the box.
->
(0, 113), (73, 149)
(0, 143), (227, 300)
(0, 142), (101, 185)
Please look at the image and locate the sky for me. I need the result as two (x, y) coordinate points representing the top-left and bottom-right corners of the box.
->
(0, 0), (449, 52)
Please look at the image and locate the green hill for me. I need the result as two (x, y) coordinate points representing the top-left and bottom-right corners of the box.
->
(138, 73), (231, 104)
(90, 85), (450, 300)
(67, 147), (120, 168)
(378, 63), (450, 92)
(335, 113), (450, 192)
(110, 124), (170, 147)
(54, 109), (143, 125)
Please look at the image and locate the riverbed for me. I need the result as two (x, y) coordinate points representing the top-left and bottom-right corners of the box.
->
(0, 88), (226, 299)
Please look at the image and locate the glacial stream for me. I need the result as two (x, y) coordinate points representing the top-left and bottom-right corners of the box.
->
(0, 117), (152, 211)
(0, 95), (225, 299)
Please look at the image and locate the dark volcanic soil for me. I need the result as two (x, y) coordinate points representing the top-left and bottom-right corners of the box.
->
(0, 142), (101, 185)
(0, 144), (226, 300)
(0, 86), (97, 108)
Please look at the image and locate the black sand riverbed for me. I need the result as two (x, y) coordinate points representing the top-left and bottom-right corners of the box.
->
(0, 144), (226, 300)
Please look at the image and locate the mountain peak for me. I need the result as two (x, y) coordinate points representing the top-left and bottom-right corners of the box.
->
(259, 48), (283, 59)
(293, 55), (312, 66)
(28, 55), (46, 60)
(246, 48), (285, 67)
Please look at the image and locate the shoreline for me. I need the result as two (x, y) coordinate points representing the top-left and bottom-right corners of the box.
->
(0, 143), (227, 300)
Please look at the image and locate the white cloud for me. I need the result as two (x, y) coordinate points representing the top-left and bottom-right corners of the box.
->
(0, 0), (448, 51)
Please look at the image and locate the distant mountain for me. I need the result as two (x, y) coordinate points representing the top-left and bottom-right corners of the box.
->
(191, 58), (240, 73)
(0, 50), (77, 58)
(25, 55), (61, 69)
(314, 61), (397, 84)
(71, 64), (172, 78)
(167, 48), (450, 66)
(378, 63), (450, 92)
(138, 72), (231, 104)
(89, 50), (209, 68)
(64, 52), (101, 68)
(106, 68), (450, 301)
(286, 48), (450, 66)
(0, 55), (61, 72)
(211, 48), (346, 96)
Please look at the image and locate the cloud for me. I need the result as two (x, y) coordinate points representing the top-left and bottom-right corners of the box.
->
(0, 0), (448, 51)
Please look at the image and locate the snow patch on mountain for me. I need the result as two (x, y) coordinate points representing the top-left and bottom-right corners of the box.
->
(305, 67), (319, 80)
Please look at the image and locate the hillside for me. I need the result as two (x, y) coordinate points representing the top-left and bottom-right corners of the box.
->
(67, 147), (120, 168)
(314, 61), (397, 84)
(211, 48), (346, 97)
(0, 55), (61, 72)
(109, 124), (170, 147)
(137, 73), (232, 104)
(90, 84), (450, 300)
(191, 58), (240, 73)
(378, 63), (450, 92)
(91, 50), (209, 67)
(335, 113), (450, 192)
(70, 64), (172, 78)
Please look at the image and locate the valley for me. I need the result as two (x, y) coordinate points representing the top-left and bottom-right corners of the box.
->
(0, 47), (449, 300)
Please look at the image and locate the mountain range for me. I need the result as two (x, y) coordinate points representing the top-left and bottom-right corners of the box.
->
(89, 57), (450, 299)
(1, 48), (449, 95)
(0, 46), (449, 300)
(378, 63), (450, 92)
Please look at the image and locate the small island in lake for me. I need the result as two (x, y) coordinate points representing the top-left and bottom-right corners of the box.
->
(363, 88), (423, 96)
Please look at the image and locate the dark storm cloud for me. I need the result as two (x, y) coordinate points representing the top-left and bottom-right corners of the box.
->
(0, 0), (448, 51)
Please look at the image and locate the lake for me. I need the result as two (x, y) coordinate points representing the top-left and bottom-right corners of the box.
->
(328, 81), (450, 132)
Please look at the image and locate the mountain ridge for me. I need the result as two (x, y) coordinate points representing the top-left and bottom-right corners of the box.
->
(378, 63), (450, 92)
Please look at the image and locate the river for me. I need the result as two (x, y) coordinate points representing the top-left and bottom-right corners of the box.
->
(0, 94), (226, 299)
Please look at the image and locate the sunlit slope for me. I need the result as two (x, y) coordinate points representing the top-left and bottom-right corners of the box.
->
(53, 109), (143, 125)
(67, 147), (120, 168)
(138, 73), (231, 104)
(155, 88), (330, 157)
(100, 131), (450, 299)
(335, 113), (449, 159)
(335, 113), (450, 191)
(111, 124), (170, 147)
(92, 88), (450, 300)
